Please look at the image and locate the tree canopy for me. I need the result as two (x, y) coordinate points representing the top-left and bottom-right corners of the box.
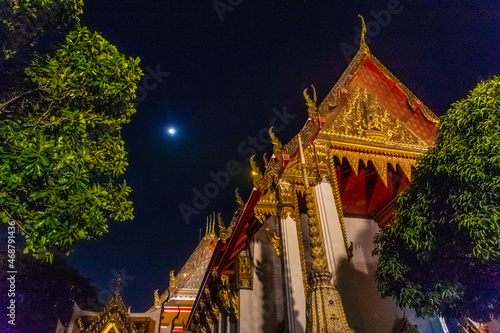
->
(0, 0), (84, 91)
(0, 1), (143, 261)
(373, 75), (500, 321)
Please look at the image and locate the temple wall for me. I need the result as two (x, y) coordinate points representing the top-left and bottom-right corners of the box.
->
(342, 216), (448, 333)
(238, 220), (284, 333)
(338, 216), (403, 332)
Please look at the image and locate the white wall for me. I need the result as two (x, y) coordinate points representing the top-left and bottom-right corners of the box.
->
(342, 216), (447, 333)
(238, 220), (284, 333)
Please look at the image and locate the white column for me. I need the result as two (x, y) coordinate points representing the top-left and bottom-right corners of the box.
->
(238, 237), (263, 333)
(217, 313), (222, 333)
(280, 215), (306, 333)
(313, 180), (348, 281)
(439, 317), (450, 333)
(238, 289), (253, 333)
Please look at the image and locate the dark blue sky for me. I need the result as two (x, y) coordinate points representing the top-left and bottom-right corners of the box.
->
(69, 0), (500, 311)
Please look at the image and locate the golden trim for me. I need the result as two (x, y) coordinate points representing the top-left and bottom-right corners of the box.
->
(327, 150), (353, 261)
(324, 137), (428, 157)
(102, 322), (119, 333)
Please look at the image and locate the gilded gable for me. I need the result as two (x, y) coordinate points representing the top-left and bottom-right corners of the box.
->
(323, 87), (428, 148)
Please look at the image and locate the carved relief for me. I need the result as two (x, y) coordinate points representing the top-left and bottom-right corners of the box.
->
(278, 180), (295, 218)
(311, 142), (330, 176)
(324, 87), (426, 147)
(236, 254), (253, 290)
(254, 186), (279, 223)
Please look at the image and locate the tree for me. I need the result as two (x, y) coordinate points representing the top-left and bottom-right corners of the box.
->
(0, 1), (143, 261)
(0, 0), (84, 93)
(373, 75), (500, 321)
(0, 250), (102, 333)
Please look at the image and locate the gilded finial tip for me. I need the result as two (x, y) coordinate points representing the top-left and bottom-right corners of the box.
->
(357, 15), (369, 53)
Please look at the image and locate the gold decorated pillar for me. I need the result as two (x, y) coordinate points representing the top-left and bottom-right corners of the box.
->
(298, 134), (351, 333)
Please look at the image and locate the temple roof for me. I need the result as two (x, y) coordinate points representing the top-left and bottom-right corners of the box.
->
(156, 217), (218, 305)
(74, 293), (153, 333)
(149, 217), (219, 332)
(318, 46), (438, 146)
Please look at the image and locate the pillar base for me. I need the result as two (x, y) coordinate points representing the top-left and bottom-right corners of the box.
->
(306, 271), (351, 333)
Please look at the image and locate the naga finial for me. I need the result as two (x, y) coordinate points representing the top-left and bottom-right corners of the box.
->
(250, 155), (262, 188)
(358, 15), (370, 53)
(218, 212), (233, 242)
(269, 127), (282, 157)
(235, 188), (244, 208)
(154, 289), (160, 306)
(303, 85), (317, 118)
(169, 270), (177, 288)
(263, 152), (269, 168)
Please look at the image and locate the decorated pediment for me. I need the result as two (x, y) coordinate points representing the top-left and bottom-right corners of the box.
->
(76, 294), (146, 333)
(323, 87), (428, 149)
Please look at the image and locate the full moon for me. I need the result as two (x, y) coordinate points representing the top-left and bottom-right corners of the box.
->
(167, 127), (176, 135)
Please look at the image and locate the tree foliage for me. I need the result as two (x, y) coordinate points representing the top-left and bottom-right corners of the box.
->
(373, 75), (500, 321)
(0, 2), (143, 261)
(0, 0), (84, 92)
(0, 250), (102, 333)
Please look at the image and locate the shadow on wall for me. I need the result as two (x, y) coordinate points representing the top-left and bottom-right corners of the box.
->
(336, 217), (449, 333)
(251, 225), (287, 333)
(335, 218), (404, 333)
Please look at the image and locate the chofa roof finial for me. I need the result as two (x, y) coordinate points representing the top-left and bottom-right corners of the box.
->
(303, 85), (317, 118)
(358, 14), (370, 54)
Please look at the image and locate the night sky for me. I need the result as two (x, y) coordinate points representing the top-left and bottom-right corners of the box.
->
(68, 0), (500, 312)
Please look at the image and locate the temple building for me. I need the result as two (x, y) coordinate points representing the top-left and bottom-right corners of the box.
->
(58, 19), (498, 333)
(185, 19), (447, 333)
(57, 277), (160, 333)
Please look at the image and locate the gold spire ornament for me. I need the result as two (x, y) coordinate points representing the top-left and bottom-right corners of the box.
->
(205, 212), (217, 239)
(203, 213), (217, 239)
(358, 14), (370, 54)
(303, 85), (318, 118)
